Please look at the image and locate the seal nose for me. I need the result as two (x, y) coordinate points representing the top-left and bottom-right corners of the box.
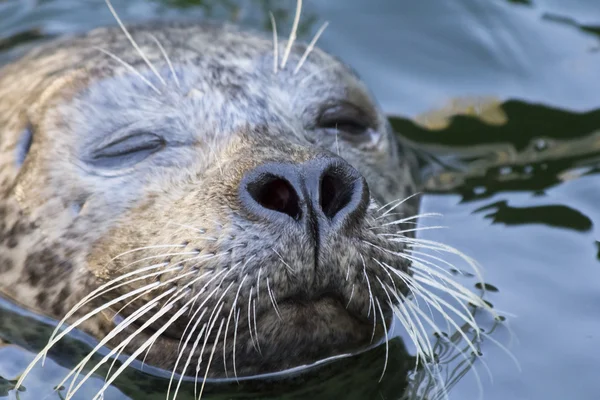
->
(240, 156), (370, 232)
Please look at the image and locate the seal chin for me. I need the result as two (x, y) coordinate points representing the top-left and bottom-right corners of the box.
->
(249, 294), (384, 374)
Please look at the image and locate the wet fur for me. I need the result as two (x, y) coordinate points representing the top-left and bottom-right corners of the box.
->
(0, 10), (498, 399)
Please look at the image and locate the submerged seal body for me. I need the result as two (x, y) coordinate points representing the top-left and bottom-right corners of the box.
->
(0, 16), (474, 395)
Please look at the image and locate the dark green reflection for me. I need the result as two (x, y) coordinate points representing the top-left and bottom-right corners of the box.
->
(474, 201), (593, 232)
(390, 101), (600, 203)
(542, 13), (600, 40)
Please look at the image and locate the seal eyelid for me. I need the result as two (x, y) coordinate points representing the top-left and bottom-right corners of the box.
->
(316, 103), (377, 144)
(86, 132), (165, 169)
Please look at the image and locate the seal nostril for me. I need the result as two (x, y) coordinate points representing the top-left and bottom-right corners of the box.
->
(247, 175), (301, 220)
(320, 169), (354, 220)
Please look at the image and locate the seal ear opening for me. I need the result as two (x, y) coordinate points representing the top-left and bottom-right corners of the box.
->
(15, 124), (33, 168)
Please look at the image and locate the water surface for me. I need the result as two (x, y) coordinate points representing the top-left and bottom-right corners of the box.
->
(1, 0), (600, 399)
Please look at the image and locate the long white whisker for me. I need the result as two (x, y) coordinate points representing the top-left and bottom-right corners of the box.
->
(280, 0), (302, 69)
(269, 12), (278, 73)
(377, 192), (422, 217)
(199, 318), (225, 399)
(233, 308), (241, 381)
(91, 301), (192, 400)
(374, 299), (389, 382)
(105, 0), (166, 87)
(223, 274), (248, 378)
(247, 287), (257, 352)
(346, 284), (355, 309)
(194, 302), (225, 397)
(93, 46), (161, 94)
(266, 277), (282, 320)
(167, 308), (206, 400)
(147, 33), (181, 88)
(63, 287), (176, 398)
(377, 212), (442, 226)
(293, 21), (329, 74)
(252, 298), (261, 354)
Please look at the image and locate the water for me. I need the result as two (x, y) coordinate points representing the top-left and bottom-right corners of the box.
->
(1, 0), (600, 399)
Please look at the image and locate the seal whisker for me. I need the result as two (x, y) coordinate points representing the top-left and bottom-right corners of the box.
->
(379, 225), (448, 235)
(166, 221), (208, 235)
(293, 21), (329, 75)
(256, 267), (263, 302)
(388, 286), (436, 367)
(199, 318), (225, 400)
(187, 258), (240, 311)
(375, 257), (481, 342)
(273, 249), (294, 274)
(295, 64), (337, 87)
(172, 320), (208, 400)
(104, 0), (167, 87)
(66, 286), (191, 399)
(359, 253), (375, 318)
(371, 257), (398, 294)
(363, 239), (492, 313)
(247, 287), (259, 352)
(268, 12), (278, 74)
(62, 287), (176, 398)
(69, 265), (231, 398)
(375, 276), (426, 367)
(109, 267), (192, 324)
(376, 192), (422, 217)
(378, 255), (439, 333)
(346, 284), (355, 309)
(44, 261), (184, 356)
(233, 308), (241, 381)
(408, 249), (470, 277)
(91, 302), (193, 400)
(252, 298), (262, 354)
(92, 46), (161, 94)
(280, 0), (302, 69)
(374, 270), (436, 364)
(266, 277), (282, 320)
(194, 302), (225, 397)
(223, 275), (248, 378)
(25, 279), (166, 383)
(395, 236), (486, 286)
(375, 212), (443, 226)
(378, 249), (478, 323)
(110, 245), (186, 261)
(147, 33), (181, 89)
(115, 251), (200, 272)
(149, 276), (232, 399)
(168, 307), (207, 399)
(389, 278), (481, 359)
(374, 298), (389, 382)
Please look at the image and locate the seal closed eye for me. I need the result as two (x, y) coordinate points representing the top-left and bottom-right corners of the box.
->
(0, 6), (494, 399)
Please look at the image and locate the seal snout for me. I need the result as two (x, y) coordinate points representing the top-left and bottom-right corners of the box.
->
(240, 156), (370, 245)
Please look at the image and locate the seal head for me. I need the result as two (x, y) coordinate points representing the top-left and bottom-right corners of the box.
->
(0, 21), (419, 378)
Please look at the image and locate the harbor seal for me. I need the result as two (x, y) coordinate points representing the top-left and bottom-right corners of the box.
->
(0, 4), (491, 398)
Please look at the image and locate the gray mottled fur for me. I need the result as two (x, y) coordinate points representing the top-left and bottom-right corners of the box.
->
(0, 21), (419, 377)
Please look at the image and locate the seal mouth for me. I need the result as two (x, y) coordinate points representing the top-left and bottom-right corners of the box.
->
(276, 291), (370, 325)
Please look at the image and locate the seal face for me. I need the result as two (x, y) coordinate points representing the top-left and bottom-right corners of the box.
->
(0, 21), (420, 381)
